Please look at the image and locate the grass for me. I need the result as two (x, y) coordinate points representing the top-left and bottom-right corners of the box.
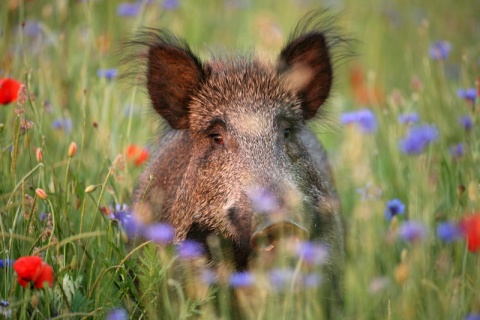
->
(1, 0), (479, 319)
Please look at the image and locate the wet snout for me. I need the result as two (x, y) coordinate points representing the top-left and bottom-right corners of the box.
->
(251, 220), (309, 252)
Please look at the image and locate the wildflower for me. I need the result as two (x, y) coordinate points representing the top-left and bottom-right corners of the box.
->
(22, 20), (42, 37)
(436, 222), (462, 242)
(303, 272), (322, 288)
(384, 199), (406, 220)
(144, 223), (175, 245)
(68, 142), (77, 158)
(295, 241), (329, 265)
(399, 124), (439, 155)
(52, 117), (73, 133)
(17, 84), (28, 106)
(97, 68), (118, 80)
(84, 185), (97, 193)
(0, 300), (11, 318)
(458, 115), (473, 131)
(449, 143), (465, 158)
(0, 78), (22, 105)
(163, 0), (179, 9)
(116, 2), (141, 17)
(229, 271), (255, 288)
(106, 308), (128, 320)
(200, 268), (217, 285)
(126, 144), (149, 166)
(340, 109), (377, 133)
(35, 188), (48, 200)
(429, 41), (451, 60)
(398, 113), (419, 125)
(465, 313), (480, 320)
(13, 256), (54, 289)
(110, 205), (142, 239)
(459, 213), (480, 252)
(269, 268), (296, 290)
(398, 221), (427, 242)
(36, 148), (43, 162)
(177, 240), (204, 259)
(248, 187), (278, 213)
(0, 259), (13, 268)
(458, 88), (477, 104)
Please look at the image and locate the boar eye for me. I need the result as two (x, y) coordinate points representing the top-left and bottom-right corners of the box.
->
(210, 133), (224, 145)
(283, 128), (292, 139)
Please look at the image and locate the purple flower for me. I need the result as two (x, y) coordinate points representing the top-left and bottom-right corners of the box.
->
(0, 300), (11, 318)
(458, 88), (477, 103)
(398, 221), (427, 242)
(429, 41), (451, 60)
(399, 124), (439, 155)
(144, 223), (174, 245)
(110, 205), (142, 239)
(449, 143), (465, 157)
(398, 113), (419, 124)
(22, 20), (42, 37)
(0, 259), (13, 268)
(436, 222), (462, 242)
(52, 117), (73, 133)
(295, 241), (329, 265)
(465, 314), (480, 320)
(97, 68), (118, 80)
(459, 115), (473, 131)
(384, 198), (405, 220)
(163, 0), (179, 10)
(340, 109), (377, 133)
(116, 2), (141, 17)
(106, 308), (128, 320)
(269, 268), (296, 290)
(177, 240), (203, 259)
(248, 187), (278, 213)
(200, 268), (217, 285)
(303, 272), (322, 288)
(229, 271), (255, 288)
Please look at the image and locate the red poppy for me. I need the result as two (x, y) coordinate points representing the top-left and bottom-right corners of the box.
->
(126, 144), (149, 166)
(459, 213), (480, 253)
(0, 77), (22, 105)
(13, 256), (54, 289)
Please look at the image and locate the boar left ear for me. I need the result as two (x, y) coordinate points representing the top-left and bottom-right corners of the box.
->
(277, 32), (333, 120)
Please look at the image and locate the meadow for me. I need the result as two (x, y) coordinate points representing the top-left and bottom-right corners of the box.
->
(1, 0), (479, 319)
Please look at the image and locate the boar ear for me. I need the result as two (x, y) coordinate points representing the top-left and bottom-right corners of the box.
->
(277, 32), (332, 120)
(147, 36), (205, 129)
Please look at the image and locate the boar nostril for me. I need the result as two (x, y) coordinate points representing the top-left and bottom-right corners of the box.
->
(251, 221), (309, 252)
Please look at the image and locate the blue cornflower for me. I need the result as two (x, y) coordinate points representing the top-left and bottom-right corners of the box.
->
(398, 221), (427, 242)
(22, 20), (42, 37)
(110, 205), (142, 239)
(399, 124), (439, 155)
(97, 68), (118, 80)
(116, 2), (141, 17)
(177, 240), (204, 259)
(0, 259), (13, 268)
(436, 222), (462, 242)
(340, 109), (377, 133)
(52, 117), (73, 133)
(106, 308), (128, 320)
(429, 41), (451, 61)
(303, 272), (322, 288)
(449, 143), (465, 157)
(398, 112), (419, 125)
(384, 199), (405, 220)
(248, 187), (278, 213)
(143, 223), (174, 245)
(269, 268), (296, 290)
(458, 115), (473, 131)
(295, 241), (329, 265)
(163, 0), (179, 10)
(458, 88), (477, 104)
(229, 271), (255, 288)
(465, 313), (480, 320)
(0, 300), (11, 319)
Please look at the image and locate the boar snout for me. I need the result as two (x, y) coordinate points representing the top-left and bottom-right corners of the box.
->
(251, 220), (309, 253)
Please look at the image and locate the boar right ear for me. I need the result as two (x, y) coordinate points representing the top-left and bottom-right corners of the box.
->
(147, 35), (205, 129)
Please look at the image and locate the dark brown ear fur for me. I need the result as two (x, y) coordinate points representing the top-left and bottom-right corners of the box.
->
(146, 32), (206, 129)
(278, 32), (332, 120)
